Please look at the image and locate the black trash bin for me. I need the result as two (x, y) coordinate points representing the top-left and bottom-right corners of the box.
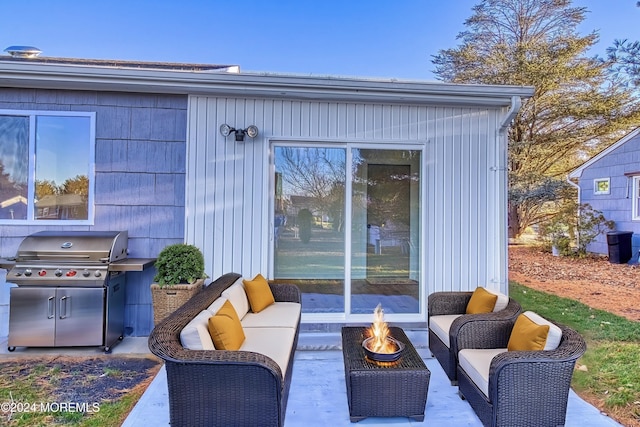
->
(606, 231), (633, 264)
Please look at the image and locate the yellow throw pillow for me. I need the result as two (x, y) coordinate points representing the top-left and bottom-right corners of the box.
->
(243, 273), (275, 313)
(466, 287), (498, 314)
(208, 300), (245, 350)
(507, 313), (550, 351)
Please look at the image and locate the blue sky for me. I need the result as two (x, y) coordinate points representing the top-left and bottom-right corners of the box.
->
(2, 0), (639, 81)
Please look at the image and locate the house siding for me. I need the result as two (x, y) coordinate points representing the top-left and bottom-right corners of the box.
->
(576, 131), (640, 258)
(0, 88), (188, 336)
(185, 95), (509, 322)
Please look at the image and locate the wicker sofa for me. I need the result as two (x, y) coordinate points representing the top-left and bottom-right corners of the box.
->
(148, 272), (301, 427)
(456, 313), (587, 427)
(428, 290), (522, 384)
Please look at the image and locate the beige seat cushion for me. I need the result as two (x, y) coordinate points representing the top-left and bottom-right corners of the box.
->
(241, 302), (301, 329)
(458, 348), (507, 397)
(221, 278), (250, 319)
(429, 314), (462, 348)
(241, 327), (296, 378)
(180, 310), (216, 350)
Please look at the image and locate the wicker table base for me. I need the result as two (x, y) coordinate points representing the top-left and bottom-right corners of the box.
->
(341, 326), (430, 422)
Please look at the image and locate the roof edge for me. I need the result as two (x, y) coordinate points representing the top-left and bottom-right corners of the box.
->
(569, 127), (640, 179)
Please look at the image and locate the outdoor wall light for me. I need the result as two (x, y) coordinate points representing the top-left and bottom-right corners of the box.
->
(219, 124), (259, 142)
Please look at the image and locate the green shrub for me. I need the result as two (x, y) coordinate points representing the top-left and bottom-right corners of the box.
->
(153, 243), (207, 286)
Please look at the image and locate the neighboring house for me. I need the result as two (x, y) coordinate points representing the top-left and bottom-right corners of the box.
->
(568, 128), (640, 258)
(0, 51), (533, 335)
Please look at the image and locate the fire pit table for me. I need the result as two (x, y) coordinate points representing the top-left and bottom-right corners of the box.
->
(341, 326), (430, 422)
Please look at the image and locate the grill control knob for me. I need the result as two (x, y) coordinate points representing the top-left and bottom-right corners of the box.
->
(24, 269), (32, 276)
(82, 270), (91, 277)
(38, 270), (47, 277)
(94, 270), (102, 278)
(55, 269), (63, 277)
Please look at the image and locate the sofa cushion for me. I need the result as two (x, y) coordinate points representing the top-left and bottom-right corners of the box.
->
(221, 278), (250, 319)
(484, 288), (509, 312)
(241, 302), (301, 329)
(241, 327), (296, 378)
(519, 311), (563, 351)
(208, 300), (245, 350)
(458, 348), (507, 397)
(508, 313), (549, 351)
(243, 273), (275, 313)
(466, 287), (498, 314)
(429, 314), (461, 348)
(180, 310), (216, 350)
(206, 296), (227, 315)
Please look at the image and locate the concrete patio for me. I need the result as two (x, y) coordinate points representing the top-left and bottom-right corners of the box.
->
(118, 331), (621, 427)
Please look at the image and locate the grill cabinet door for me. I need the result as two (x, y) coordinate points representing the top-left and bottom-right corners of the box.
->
(8, 287), (56, 347)
(55, 287), (105, 347)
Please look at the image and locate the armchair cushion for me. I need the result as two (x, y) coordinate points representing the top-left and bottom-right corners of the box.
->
(507, 313), (550, 351)
(521, 311), (563, 350)
(429, 314), (461, 348)
(466, 287), (498, 314)
(486, 288), (509, 312)
(458, 348), (506, 397)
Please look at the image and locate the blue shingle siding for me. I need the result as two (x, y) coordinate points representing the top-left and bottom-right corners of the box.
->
(577, 132), (640, 260)
(0, 88), (188, 336)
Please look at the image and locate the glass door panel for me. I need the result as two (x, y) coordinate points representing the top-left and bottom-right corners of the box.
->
(273, 146), (346, 313)
(350, 149), (421, 314)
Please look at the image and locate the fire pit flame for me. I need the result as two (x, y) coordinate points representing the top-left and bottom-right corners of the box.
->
(362, 304), (405, 363)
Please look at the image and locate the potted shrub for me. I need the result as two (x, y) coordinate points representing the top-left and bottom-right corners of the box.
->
(150, 243), (208, 325)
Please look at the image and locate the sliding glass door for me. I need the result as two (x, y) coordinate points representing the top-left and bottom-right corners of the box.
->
(272, 144), (422, 319)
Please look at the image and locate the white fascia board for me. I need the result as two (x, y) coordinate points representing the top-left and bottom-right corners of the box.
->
(568, 127), (640, 179)
(0, 60), (534, 107)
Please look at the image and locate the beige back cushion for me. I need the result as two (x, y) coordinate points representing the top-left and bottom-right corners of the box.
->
(522, 311), (562, 350)
(180, 310), (216, 350)
(221, 278), (250, 319)
(484, 288), (509, 312)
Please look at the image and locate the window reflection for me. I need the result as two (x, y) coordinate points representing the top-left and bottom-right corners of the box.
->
(0, 113), (93, 222)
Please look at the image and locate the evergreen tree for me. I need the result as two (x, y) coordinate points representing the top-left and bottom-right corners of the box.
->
(432, 0), (640, 237)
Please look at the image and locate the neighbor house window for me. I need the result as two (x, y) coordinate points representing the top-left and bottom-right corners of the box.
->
(0, 110), (95, 224)
(593, 178), (610, 195)
(633, 176), (640, 221)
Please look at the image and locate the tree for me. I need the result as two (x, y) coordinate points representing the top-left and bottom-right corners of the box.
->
(60, 175), (89, 196)
(432, 0), (640, 238)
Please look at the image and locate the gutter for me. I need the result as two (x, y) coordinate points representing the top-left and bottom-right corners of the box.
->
(498, 96), (522, 135)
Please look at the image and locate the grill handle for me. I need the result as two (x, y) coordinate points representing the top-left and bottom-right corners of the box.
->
(59, 296), (69, 319)
(47, 296), (55, 319)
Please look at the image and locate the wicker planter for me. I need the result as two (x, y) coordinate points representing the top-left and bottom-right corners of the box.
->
(151, 278), (204, 326)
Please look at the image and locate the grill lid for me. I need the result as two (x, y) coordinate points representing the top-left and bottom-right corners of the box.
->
(15, 231), (128, 264)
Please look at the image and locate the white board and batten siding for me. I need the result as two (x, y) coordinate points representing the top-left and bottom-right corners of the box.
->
(185, 94), (512, 306)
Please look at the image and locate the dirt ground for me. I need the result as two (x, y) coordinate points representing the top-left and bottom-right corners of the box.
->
(509, 245), (640, 322)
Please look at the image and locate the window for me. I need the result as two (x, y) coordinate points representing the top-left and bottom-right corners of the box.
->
(633, 176), (640, 221)
(593, 178), (610, 195)
(0, 111), (95, 224)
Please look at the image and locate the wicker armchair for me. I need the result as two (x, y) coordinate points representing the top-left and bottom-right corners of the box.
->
(148, 273), (301, 427)
(456, 320), (587, 427)
(428, 291), (522, 384)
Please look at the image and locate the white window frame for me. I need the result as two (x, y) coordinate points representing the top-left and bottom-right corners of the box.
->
(0, 110), (96, 225)
(633, 176), (640, 221)
(593, 177), (610, 195)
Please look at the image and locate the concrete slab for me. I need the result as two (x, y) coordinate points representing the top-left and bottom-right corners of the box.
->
(123, 333), (622, 427)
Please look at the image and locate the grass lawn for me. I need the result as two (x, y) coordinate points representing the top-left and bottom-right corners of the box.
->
(510, 281), (640, 427)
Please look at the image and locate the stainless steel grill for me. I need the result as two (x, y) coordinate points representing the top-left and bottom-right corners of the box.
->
(7, 231), (129, 353)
